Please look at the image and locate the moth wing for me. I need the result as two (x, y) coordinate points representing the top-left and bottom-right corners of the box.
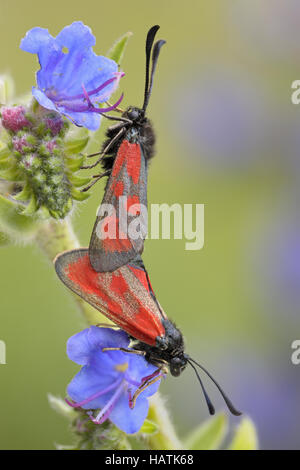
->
(89, 140), (148, 272)
(54, 249), (165, 346)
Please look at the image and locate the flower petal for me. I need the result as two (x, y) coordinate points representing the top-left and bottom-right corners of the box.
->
(67, 326), (129, 365)
(20, 28), (60, 90)
(56, 21), (95, 49)
(67, 366), (120, 409)
(58, 108), (101, 131)
(49, 22), (97, 94)
(32, 87), (57, 112)
(127, 353), (160, 388)
(108, 388), (150, 434)
(20, 27), (55, 57)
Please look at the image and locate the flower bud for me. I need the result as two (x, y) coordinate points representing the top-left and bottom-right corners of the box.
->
(0, 104), (90, 219)
(1, 106), (31, 133)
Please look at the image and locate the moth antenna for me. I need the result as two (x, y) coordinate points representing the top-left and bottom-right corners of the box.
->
(188, 357), (242, 416)
(147, 39), (166, 106)
(142, 25), (160, 112)
(187, 359), (215, 415)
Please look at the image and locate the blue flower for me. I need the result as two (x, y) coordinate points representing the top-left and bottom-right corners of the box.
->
(66, 326), (162, 434)
(20, 22), (123, 131)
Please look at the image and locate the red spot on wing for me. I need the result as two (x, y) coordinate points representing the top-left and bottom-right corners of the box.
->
(128, 265), (150, 292)
(127, 195), (141, 215)
(112, 140), (141, 185)
(64, 253), (165, 346)
(112, 141), (127, 178)
(100, 214), (118, 237)
(98, 214), (132, 253)
(102, 237), (132, 253)
(67, 254), (123, 314)
(109, 267), (164, 344)
(126, 144), (141, 185)
(113, 181), (124, 197)
(109, 271), (129, 295)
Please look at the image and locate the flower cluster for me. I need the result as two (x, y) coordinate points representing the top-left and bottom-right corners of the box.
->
(0, 103), (89, 218)
(66, 327), (161, 434)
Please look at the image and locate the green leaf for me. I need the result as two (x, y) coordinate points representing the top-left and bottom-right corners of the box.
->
(71, 187), (89, 201)
(107, 31), (132, 65)
(31, 97), (40, 113)
(69, 173), (91, 188)
(0, 158), (14, 170)
(0, 166), (22, 181)
(184, 413), (228, 450)
(64, 133), (89, 156)
(140, 419), (159, 435)
(0, 193), (40, 236)
(21, 193), (38, 216)
(65, 154), (85, 172)
(228, 417), (258, 450)
(49, 209), (62, 219)
(14, 182), (31, 202)
(38, 205), (51, 219)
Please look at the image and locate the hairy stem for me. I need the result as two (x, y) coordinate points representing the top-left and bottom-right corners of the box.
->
(34, 218), (101, 325)
(147, 394), (183, 450)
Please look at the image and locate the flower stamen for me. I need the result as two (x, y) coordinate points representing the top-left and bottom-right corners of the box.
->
(91, 93), (124, 113)
(66, 377), (122, 408)
(56, 72), (124, 102)
(90, 381), (125, 424)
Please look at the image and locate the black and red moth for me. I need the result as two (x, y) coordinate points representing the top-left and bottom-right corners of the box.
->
(55, 248), (241, 416)
(83, 25), (165, 273)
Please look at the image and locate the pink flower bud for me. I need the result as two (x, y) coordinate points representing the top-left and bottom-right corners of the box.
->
(12, 135), (30, 153)
(1, 106), (31, 133)
(45, 139), (58, 152)
(43, 114), (64, 136)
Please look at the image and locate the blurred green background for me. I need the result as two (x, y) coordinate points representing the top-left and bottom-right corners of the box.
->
(1, 0), (300, 449)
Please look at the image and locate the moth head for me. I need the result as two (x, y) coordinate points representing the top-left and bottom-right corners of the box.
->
(125, 106), (144, 122)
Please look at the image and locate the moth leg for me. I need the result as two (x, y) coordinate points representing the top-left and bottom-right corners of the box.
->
(82, 127), (126, 169)
(141, 365), (168, 383)
(81, 170), (110, 192)
(102, 113), (132, 124)
(129, 368), (166, 409)
(102, 347), (146, 356)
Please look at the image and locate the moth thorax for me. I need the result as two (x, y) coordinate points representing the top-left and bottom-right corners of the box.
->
(126, 127), (139, 141)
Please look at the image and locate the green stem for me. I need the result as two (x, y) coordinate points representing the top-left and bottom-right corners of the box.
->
(147, 394), (183, 450)
(34, 217), (183, 450)
(34, 218), (100, 325)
